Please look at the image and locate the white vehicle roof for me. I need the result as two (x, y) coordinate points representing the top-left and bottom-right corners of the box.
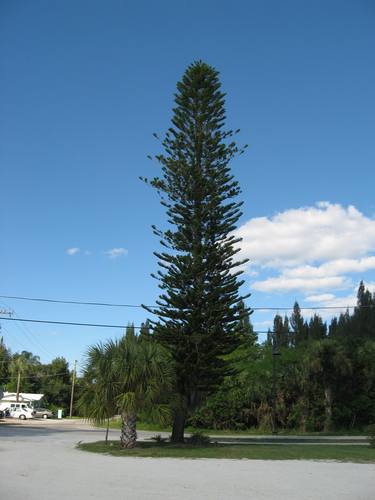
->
(1, 392), (44, 403)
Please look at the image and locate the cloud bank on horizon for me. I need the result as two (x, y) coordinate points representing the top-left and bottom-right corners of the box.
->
(236, 202), (375, 307)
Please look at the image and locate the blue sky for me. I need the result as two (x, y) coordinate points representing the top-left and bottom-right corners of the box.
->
(1, 0), (374, 369)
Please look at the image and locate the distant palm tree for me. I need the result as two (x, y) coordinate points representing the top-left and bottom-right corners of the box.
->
(8, 352), (39, 401)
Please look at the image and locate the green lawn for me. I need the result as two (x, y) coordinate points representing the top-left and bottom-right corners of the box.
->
(99, 419), (367, 436)
(77, 441), (375, 462)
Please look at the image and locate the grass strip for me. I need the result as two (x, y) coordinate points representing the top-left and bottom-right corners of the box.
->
(99, 420), (368, 436)
(77, 441), (375, 463)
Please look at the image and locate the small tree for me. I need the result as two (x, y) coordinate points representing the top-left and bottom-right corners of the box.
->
(114, 334), (173, 448)
(144, 61), (250, 442)
(79, 342), (118, 443)
(306, 339), (351, 432)
(0, 337), (11, 386)
(80, 334), (173, 448)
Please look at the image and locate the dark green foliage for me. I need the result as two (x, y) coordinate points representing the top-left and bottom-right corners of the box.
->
(367, 424), (375, 447)
(139, 320), (152, 341)
(125, 323), (136, 339)
(0, 336), (11, 385)
(290, 302), (309, 346)
(144, 61), (250, 441)
(309, 314), (327, 341)
(7, 351), (42, 394)
(39, 357), (71, 412)
(189, 282), (375, 432)
(273, 314), (290, 350)
(186, 431), (211, 445)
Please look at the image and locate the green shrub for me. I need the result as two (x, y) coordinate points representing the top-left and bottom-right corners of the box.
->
(150, 434), (168, 444)
(186, 431), (210, 445)
(367, 424), (375, 447)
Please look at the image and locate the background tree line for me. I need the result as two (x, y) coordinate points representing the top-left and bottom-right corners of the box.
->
(0, 341), (74, 413)
(189, 281), (375, 433)
(1, 280), (374, 436)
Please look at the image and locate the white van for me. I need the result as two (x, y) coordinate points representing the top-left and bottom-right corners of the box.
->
(8, 403), (35, 420)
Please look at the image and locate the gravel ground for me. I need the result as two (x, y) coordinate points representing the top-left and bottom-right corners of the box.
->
(0, 420), (374, 500)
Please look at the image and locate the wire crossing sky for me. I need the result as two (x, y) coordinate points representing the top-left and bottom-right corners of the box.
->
(1, 0), (374, 366)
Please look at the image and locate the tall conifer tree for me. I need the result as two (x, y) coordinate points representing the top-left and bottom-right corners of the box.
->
(144, 61), (250, 442)
(290, 301), (308, 346)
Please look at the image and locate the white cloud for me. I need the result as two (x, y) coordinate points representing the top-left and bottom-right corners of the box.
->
(66, 247), (80, 256)
(252, 275), (350, 293)
(236, 202), (375, 268)
(236, 202), (375, 295)
(105, 248), (128, 259)
(305, 293), (336, 303)
(283, 257), (375, 280)
(304, 281), (375, 309)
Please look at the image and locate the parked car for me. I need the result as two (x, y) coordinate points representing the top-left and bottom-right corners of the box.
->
(33, 407), (54, 419)
(9, 404), (35, 420)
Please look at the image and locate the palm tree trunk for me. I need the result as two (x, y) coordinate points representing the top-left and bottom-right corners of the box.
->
(120, 412), (137, 448)
(323, 385), (333, 432)
(105, 418), (110, 444)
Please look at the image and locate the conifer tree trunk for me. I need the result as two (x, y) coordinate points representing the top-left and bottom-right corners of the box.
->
(120, 412), (137, 448)
(171, 408), (186, 443)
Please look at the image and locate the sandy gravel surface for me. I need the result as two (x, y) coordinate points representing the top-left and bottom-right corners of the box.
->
(0, 420), (374, 500)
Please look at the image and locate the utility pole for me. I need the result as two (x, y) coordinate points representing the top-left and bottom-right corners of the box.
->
(271, 331), (280, 435)
(16, 370), (21, 402)
(69, 360), (77, 418)
(0, 309), (16, 397)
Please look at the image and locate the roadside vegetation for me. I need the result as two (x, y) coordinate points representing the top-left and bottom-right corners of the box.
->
(77, 441), (375, 463)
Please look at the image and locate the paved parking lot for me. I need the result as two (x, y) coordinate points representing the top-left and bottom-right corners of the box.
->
(0, 420), (374, 500)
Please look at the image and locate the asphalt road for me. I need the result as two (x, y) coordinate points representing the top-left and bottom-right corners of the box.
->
(0, 420), (374, 500)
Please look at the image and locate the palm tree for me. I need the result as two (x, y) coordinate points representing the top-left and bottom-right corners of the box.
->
(79, 341), (118, 443)
(114, 333), (173, 448)
(8, 352), (39, 401)
(80, 333), (173, 448)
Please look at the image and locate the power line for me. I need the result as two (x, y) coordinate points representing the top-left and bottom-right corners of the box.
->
(0, 324), (30, 352)
(0, 293), (371, 311)
(0, 295), (156, 309)
(0, 316), (270, 334)
(11, 313), (56, 359)
(0, 317), (153, 330)
(0, 358), (81, 366)
(6, 371), (71, 379)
